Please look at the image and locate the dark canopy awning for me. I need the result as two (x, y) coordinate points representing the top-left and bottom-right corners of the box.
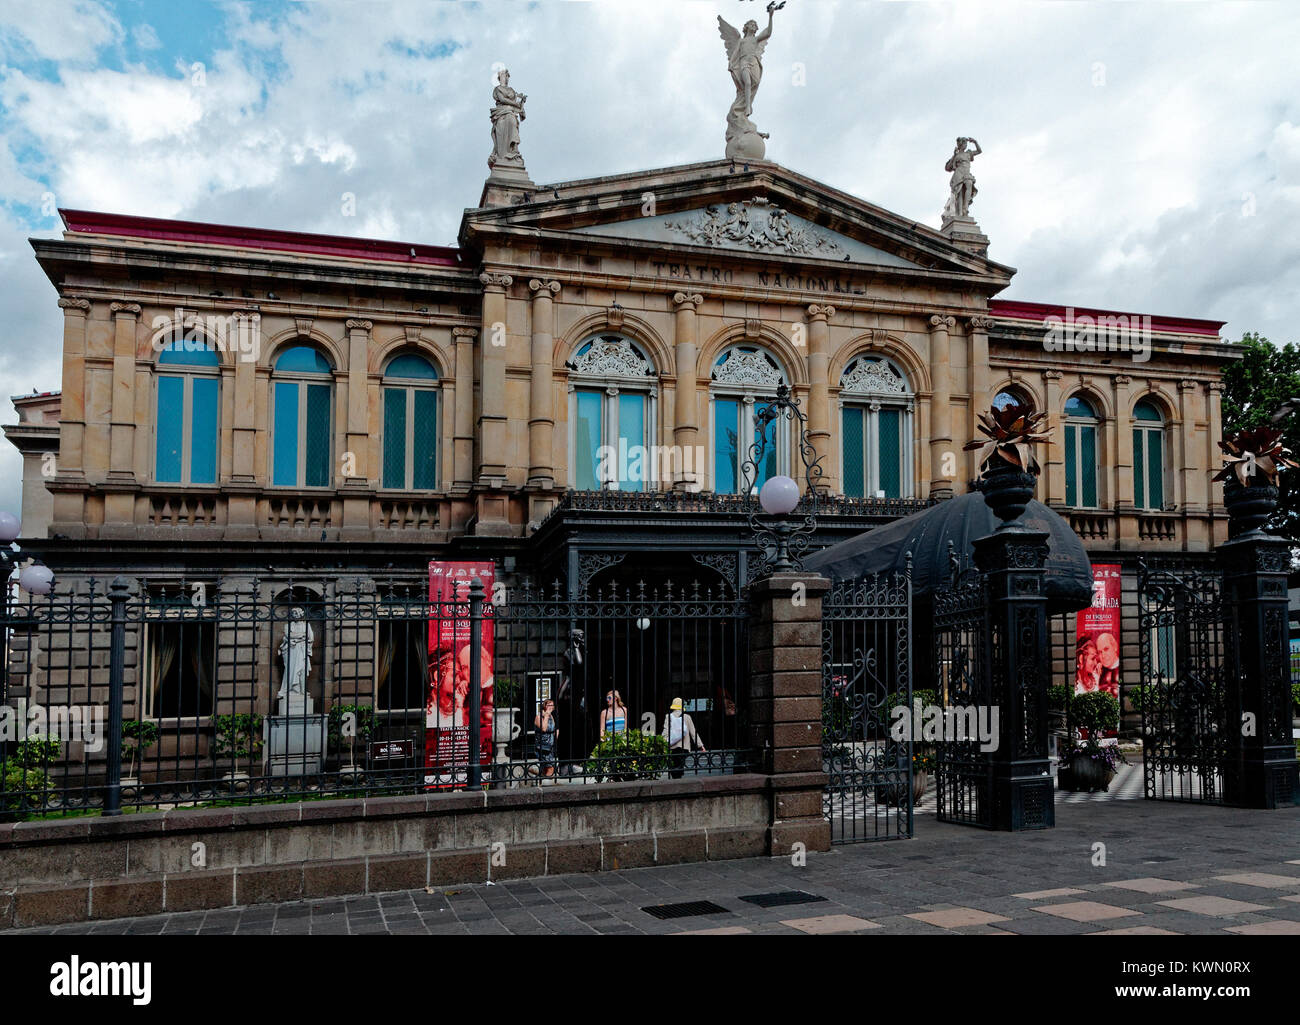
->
(805, 492), (1094, 614)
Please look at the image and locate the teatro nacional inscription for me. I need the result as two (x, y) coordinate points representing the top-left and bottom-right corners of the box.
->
(650, 260), (869, 296)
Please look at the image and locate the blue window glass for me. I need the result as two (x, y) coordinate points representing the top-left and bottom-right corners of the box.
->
(575, 390), (603, 490)
(275, 346), (333, 374)
(383, 388), (407, 489)
(273, 381), (299, 487)
(305, 384), (331, 487)
(155, 376), (184, 483)
(754, 401), (778, 488)
(159, 339), (220, 367)
(878, 408), (901, 498)
(714, 398), (739, 494)
(842, 407), (865, 498)
(190, 377), (219, 485)
(412, 390), (438, 490)
(618, 393), (645, 492)
(386, 354), (438, 380)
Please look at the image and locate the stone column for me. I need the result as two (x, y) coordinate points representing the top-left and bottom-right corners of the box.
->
(1206, 381), (1224, 520)
(972, 519), (1056, 831)
(55, 298), (89, 479)
(966, 316), (993, 486)
(338, 319), (372, 541)
(451, 326), (477, 494)
(806, 304), (836, 494)
(527, 279), (560, 488)
(671, 292), (703, 491)
(927, 314), (955, 500)
(102, 302), (141, 537)
(477, 272), (512, 486)
(1113, 374), (1135, 546)
(748, 572), (832, 854)
(1177, 379), (1203, 513)
(1042, 370), (1064, 504)
(1218, 531), (1300, 808)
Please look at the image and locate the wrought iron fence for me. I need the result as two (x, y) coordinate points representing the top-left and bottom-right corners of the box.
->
(820, 569), (913, 843)
(932, 566), (995, 827)
(0, 574), (752, 819)
(1137, 560), (1230, 803)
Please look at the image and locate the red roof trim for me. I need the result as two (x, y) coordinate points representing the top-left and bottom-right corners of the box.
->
(989, 299), (1224, 338)
(59, 209), (461, 268)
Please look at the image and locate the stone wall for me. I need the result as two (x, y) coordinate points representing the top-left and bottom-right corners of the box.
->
(0, 776), (771, 929)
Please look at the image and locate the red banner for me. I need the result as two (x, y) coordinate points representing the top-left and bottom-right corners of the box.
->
(1075, 564), (1121, 698)
(425, 561), (495, 788)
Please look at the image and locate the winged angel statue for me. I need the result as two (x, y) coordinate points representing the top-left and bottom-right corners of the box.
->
(718, 2), (784, 160)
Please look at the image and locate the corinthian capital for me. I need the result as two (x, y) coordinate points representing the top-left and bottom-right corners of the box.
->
(479, 271), (514, 290)
(806, 303), (836, 322)
(58, 296), (90, 314)
(345, 319), (373, 332)
(110, 302), (142, 317)
(672, 292), (703, 310)
(528, 278), (561, 298)
(928, 314), (956, 331)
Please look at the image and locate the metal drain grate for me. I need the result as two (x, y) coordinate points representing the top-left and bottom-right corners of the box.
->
(641, 900), (732, 920)
(738, 890), (828, 909)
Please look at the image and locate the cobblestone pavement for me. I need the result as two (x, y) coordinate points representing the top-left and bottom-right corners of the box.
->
(15, 798), (1300, 936)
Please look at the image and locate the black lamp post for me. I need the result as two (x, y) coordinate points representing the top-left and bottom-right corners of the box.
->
(743, 385), (823, 577)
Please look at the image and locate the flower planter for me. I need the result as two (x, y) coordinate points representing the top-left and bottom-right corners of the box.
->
(912, 770), (928, 806)
(1066, 752), (1115, 793)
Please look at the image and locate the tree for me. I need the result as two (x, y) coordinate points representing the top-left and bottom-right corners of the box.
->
(1220, 332), (1300, 539)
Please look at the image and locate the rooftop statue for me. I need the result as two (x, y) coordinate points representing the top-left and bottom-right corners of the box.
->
(488, 68), (528, 177)
(718, 1), (784, 160)
(942, 136), (981, 222)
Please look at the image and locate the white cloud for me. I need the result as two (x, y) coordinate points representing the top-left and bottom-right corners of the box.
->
(0, 0), (1298, 517)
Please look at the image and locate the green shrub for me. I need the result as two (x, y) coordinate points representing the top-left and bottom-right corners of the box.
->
(13, 738), (62, 768)
(121, 720), (160, 777)
(1292, 682), (1300, 713)
(327, 704), (374, 756)
(1, 764), (53, 817)
(212, 713), (264, 772)
(585, 730), (670, 780)
(1047, 684), (1072, 712)
(1070, 690), (1120, 735)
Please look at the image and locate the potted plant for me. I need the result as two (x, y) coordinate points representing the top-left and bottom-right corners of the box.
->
(1061, 691), (1124, 792)
(212, 713), (264, 792)
(0, 740), (60, 820)
(327, 704), (373, 783)
(120, 719), (160, 799)
(963, 400), (1052, 525)
(491, 676), (523, 764)
(585, 730), (671, 782)
(1292, 682), (1300, 734)
(911, 747), (934, 806)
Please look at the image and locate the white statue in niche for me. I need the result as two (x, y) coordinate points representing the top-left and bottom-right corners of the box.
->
(277, 607), (313, 707)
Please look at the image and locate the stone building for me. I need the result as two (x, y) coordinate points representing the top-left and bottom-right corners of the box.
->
(6, 132), (1236, 743)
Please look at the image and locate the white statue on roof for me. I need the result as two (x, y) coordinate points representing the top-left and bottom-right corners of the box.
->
(718, 2), (784, 160)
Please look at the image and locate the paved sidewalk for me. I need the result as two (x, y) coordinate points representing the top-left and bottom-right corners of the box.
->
(15, 798), (1300, 936)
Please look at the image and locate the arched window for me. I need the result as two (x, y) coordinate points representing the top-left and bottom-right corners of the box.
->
(156, 338), (220, 485)
(993, 387), (1034, 413)
(1064, 394), (1100, 508)
(839, 356), (914, 499)
(566, 335), (656, 491)
(1133, 399), (1166, 510)
(382, 354), (440, 490)
(272, 345), (334, 488)
(710, 345), (788, 494)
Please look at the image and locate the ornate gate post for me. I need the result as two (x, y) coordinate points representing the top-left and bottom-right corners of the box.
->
(1214, 429), (1300, 808)
(965, 399), (1056, 829)
(748, 571), (832, 854)
(972, 528), (1055, 829)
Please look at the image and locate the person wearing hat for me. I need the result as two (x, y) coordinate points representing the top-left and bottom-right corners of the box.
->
(662, 697), (705, 778)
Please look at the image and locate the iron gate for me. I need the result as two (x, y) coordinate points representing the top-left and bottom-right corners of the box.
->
(932, 566), (995, 827)
(821, 569), (913, 843)
(1137, 561), (1230, 803)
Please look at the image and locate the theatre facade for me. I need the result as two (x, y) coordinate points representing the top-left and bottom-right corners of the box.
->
(9, 150), (1236, 729)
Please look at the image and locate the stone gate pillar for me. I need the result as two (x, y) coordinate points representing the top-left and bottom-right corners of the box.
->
(748, 572), (831, 854)
(972, 526), (1056, 830)
(1218, 533), (1300, 808)
(927, 314), (955, 500)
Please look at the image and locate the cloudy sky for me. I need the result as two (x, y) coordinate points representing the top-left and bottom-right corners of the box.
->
(0, 0), (1296, 517)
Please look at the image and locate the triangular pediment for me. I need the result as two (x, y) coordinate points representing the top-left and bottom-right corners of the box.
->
(571, 200), (922, 269)
(461, 159), (1015, 287)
